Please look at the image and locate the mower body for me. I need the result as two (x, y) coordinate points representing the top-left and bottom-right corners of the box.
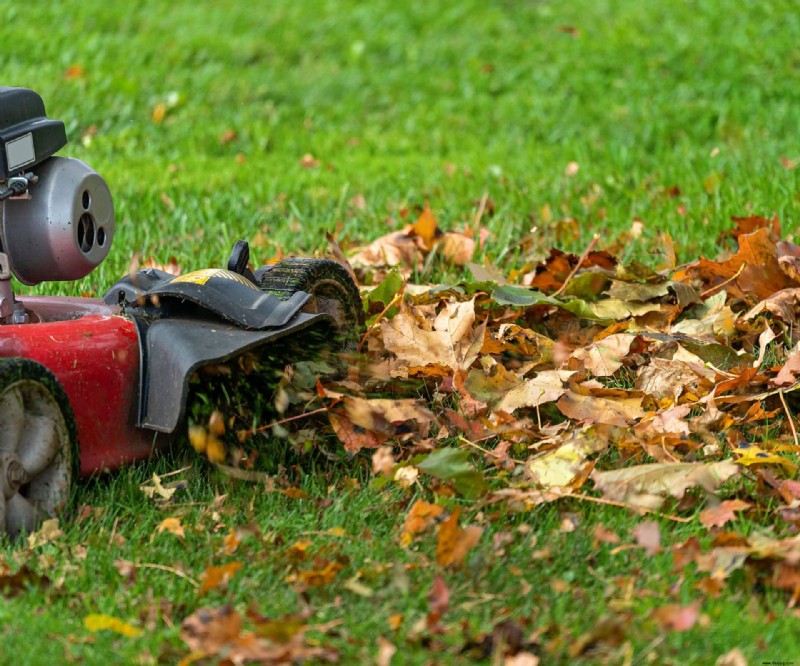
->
(0, 298), (155, 476)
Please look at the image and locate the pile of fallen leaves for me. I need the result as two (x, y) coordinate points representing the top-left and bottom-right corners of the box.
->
(184, 209), (800, 660)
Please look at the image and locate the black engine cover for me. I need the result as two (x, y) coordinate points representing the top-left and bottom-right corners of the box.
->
(0, 87), (67, 178)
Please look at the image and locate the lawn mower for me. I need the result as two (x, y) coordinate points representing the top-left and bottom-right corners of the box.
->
(0, 86), (362, 538)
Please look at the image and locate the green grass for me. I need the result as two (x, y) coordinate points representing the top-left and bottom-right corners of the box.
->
(3, 0), (800, 663)
(4, 459), (798, 665)
(9, 0), (800, 296)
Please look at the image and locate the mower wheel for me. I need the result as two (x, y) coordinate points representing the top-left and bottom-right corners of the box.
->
(0, 359), (77, 539)
(256, 258), (364, 339)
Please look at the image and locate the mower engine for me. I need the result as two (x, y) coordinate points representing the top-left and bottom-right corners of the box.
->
(0, 87), (114, 320)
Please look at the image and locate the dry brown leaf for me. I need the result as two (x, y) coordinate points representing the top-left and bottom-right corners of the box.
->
(440, 231), (476, 265)
(372, 446), (396, 476)
(64, 64), (85, 80)
(651, 602), (700, 632)
(593, 524), (621, 545)
(556, 391), (646, 426)
(591, 460), (739, 509)
(288, 562), (344, 588)
(435, 508), (483, 567)
(772, 348), (800, 386)
(329, 396), (435, 452)
(410, 203), (440, 251)
(427, 575), (450, 626)
(181, 605), (242, 654)
(715, 647), (748, 666)
(675, 228), (799, 304)
(699, 500), (751, 529)
(571, 334), (636, 377)
(349, 231), (423, 271)
(376, 637), (397, 666)
(382, 300), (485, 372)
(402, 500), (445, 546)
(632, 520), (661, 555)
(525, 433), (608, 489)
(495, 370), (575, 413)
(200, 562), (244, 595)
(744, 287), (800, 324)
(635, 404), (691, 437)
(635, 357), (704, 401)
(180, 605), (337, 664)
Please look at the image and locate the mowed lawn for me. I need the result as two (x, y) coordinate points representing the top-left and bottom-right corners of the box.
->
(2, 1), (800, 664)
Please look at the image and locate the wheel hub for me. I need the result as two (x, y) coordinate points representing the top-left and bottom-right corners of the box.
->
(0, 454), (28, 497)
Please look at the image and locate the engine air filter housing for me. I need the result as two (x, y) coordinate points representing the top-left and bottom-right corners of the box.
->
(1, 157), (115, 285)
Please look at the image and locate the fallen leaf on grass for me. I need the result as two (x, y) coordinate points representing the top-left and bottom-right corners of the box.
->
(495, 370), (574, 413)
(436, 508), (483, 567)
(64, 64), (85, 80)
(772, 347), (800, 386)
(525, 429), (609, 490)
(27, 518), (63, 548)
(287, 561), (344, 589)
(0, 563), (50, 597)
(140, 473), (178, 502)
(382, 300), (485, 372)
(440, 231), (476, 266)
(157, 517), (185, 539)
(350, 231), (423, 272)
(591, 460), (739, 509)
(181, 605), (338, 664)
(716, 647), (748, 666)
(568, 614), (629, 658)
(200, 562), (244, 595)
(699, 500), (751, 529)
(84, 614), (142, 638)
(635, 404), (691, 437)
(410, 202), (440, 251)
(402, 500), (445, 546)
(376, 637), (397, 666)
(632, 520), (661, 555)
(593, 524), (621, 545)
(427, 575), (450, 628)
(733, 445), (797, 475)
(571, 334), (637, 377)
(651, 602), (700, 632)
(676, 228), (800, 304)
(557, 391), (646, 426)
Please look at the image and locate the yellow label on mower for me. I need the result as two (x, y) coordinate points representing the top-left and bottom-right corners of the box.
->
(172, 269), (259, 289)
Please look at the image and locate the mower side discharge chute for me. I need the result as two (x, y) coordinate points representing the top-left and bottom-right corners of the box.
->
(108, 266), (334, 434)
(134, 311), (335, 433)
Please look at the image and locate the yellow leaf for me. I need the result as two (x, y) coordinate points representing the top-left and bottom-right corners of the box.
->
(188, 426), (207, 453)
(157, 517), (185, 539)
(152, 102), (166, 123)
(208, 410), (226, 436)
(84, 614), (142, 638)
(27, 518), (63, 548)
(206, 436), (226, 464)
(411, 203), (439, 251)
(733, 446), (797, 474)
